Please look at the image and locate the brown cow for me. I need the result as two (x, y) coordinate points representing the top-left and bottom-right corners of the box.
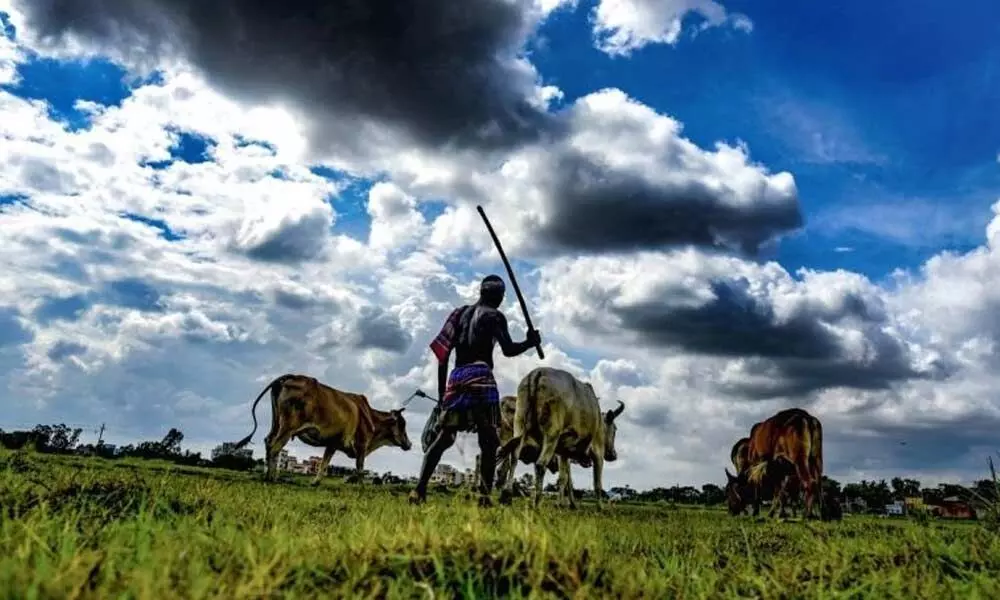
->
(232, 374), (412, 484)
(725, 408), (823, 519)
(729, 433), (802, 518)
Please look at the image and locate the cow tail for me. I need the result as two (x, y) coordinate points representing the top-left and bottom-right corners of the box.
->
(232, 375), (289, 449)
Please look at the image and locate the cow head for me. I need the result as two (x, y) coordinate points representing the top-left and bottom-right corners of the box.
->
(388, 408), (413, 451)
(602, 401), (625, 462)
(724, 468), (751, 515)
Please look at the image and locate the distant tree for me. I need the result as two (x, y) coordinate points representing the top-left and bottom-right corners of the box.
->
(891, 477), (921, 499)
(822, 476), (842, 499)
(971, 479), (999, 504)
(210, 441), (253, 471)
(160, 428), (184, 456)
(700, 483), (725, 505)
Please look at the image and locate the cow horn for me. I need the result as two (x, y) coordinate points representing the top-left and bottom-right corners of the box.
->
(725, 468), (736, 482)
(610, 400), (625, 419)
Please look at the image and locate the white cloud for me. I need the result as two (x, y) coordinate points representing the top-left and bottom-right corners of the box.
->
(591, 0), (752, 57)
(411, 88), (800, 261)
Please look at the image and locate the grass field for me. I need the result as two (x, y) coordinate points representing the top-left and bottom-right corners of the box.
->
(2, 451), (999, 599)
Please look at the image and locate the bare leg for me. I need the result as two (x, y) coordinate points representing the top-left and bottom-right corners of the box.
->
(474, 407), (500, 507)
(409, 427), (456, 504)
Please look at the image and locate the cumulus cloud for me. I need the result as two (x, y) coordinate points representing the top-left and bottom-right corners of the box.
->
(591, 0), (753, 57)
(416, 89), (802, 259)
(537, 249), (954, 398)
(13, 0), (559, 157)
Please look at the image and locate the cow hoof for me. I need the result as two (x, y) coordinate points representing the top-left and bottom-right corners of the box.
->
(478, 495), (494, 509)
(309, 479), (321, 487)
(498, 490), (513, 505)
(407, 491), (426, 506)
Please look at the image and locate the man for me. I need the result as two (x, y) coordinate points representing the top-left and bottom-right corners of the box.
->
(408, 274), (541, 507)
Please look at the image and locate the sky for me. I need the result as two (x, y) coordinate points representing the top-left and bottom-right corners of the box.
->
(1, 0), (999, 491)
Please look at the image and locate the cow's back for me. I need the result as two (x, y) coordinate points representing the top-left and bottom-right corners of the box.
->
(746, 408), (822, 478)
(531, 367), (602, 451)
(278, 375), (372, 442)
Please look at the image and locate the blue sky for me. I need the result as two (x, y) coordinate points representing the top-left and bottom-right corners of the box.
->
(1, 0), (999, 489)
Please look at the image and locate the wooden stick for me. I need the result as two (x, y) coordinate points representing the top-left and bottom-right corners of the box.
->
(476, 205), (545, 359)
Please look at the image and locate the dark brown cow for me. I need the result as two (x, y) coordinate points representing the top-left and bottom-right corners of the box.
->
(232, 374), (412, 483)
(730, 433), (802, 518)
(725, 408), (823, 519)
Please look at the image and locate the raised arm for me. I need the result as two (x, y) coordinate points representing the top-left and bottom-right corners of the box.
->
(493, 311), (540, 358)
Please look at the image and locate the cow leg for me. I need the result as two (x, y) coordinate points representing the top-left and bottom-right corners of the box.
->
(751, 486), (762, 518)
(592, 455), (606, 510)
(796, 463), (818, 520)
(349, 438), (365, 483)
(311, 446), (336, 486)
(408, 427), (456, 505)
(495, 454), (516, 501)
(532, 440), (558, 508)
(265, 427), (294, 483)
(533, 462), (547, 508)
(558, 457), (577, 509)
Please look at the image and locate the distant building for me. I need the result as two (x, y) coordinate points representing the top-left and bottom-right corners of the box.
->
(884, 500), (905, 516)
(430, 463), (463, 486)
(930, 497), (977, 520)
(276, 450), (293, 472)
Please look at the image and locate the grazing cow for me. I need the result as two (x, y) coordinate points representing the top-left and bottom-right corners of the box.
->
(232, 374), (412, 484)
(496, 367), (625, 509)
(730, 433), (802, 518)
(725, 408), (823, 519)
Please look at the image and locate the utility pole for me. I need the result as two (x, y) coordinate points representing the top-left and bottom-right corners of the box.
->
(96, 423), (105, 447)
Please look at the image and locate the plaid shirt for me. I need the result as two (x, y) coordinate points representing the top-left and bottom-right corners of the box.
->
(429, 306), (467, 364)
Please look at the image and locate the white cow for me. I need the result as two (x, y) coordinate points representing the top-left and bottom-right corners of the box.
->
(495, 366), (625, 508)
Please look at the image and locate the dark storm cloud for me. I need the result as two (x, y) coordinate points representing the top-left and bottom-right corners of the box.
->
(537, 152), (804, 256)
(16, 1), (805, 254)
(234, 209), (332, 264)
(17, 0), (555, 152)
(820, 415), (1000, 479)
(612, 278), (945, 395)
(351, 306), (412, 353)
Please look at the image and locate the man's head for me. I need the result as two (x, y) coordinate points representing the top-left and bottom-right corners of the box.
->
(479, 274), (506, 308)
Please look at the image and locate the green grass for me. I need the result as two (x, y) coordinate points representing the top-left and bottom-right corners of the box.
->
(1, 450), (998, 599)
